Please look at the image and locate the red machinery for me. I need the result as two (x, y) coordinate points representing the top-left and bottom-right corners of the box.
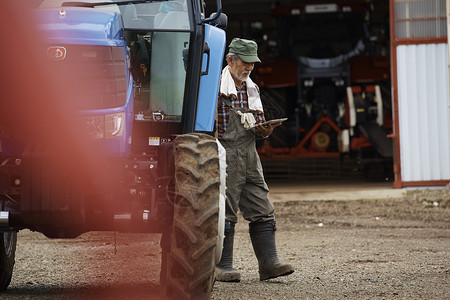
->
(252, 1), (392, 167)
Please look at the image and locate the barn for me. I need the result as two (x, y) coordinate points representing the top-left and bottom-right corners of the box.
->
(207, 0), (449, 188)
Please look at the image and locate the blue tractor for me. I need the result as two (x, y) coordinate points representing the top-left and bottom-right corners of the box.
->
(0, 1), (227, 298)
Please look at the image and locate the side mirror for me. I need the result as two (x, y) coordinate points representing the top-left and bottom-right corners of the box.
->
(208, 13), (227, 30)
(202, 0), (223, 25)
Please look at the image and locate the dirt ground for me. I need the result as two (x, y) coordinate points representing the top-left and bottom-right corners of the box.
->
(1, 180), (449, 299)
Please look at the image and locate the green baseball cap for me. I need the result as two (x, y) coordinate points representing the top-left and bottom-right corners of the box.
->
(229, 38), (261, 63)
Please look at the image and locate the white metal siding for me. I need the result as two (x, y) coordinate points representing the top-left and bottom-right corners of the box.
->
(394, 0), (447, 39)
(397, 43), (450, 182)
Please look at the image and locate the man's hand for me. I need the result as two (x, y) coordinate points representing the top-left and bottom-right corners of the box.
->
(254, 122), (282, 138)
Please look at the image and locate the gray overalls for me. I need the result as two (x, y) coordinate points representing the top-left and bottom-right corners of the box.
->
(219, 98), (275, 224)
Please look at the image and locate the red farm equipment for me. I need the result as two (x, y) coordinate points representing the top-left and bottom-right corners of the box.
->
(252, 1), (393, 180)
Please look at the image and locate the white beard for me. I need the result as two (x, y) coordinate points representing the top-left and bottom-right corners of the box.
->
(231, 68), (251, 83)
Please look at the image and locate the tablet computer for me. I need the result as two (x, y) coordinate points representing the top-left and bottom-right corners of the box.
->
(247, 118), (287, 129)
(260, 118), (288, 126)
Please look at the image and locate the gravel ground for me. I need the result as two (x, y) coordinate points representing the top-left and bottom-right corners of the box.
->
(1, 183), (449, 299)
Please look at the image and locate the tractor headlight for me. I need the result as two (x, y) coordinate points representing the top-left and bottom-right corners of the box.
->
(105, 112), (124, 138)
(83, 112), (124, 139)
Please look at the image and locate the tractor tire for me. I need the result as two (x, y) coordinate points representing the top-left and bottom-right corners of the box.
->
(163, 133), (220, 300)
(0, 232), (17, 292)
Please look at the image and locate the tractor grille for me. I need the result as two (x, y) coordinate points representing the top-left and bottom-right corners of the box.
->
(46, 45), (127, 110)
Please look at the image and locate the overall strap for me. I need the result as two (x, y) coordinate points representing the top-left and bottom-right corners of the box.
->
(220, 96), (234, 109)
(220, 96), (250, 114)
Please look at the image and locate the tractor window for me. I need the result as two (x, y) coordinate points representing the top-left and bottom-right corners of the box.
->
(119, 0), (192, 31)
(131, 31), (190, 122)
(40, 0), (192, 31)
(149, 32), (189, 118)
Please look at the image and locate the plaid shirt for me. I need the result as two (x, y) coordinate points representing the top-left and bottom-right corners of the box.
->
(217, 81), (265, 139)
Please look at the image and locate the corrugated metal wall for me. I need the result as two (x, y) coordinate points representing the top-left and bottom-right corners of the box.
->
(396, 43), (450, 182)
(395, 0), (447, 39)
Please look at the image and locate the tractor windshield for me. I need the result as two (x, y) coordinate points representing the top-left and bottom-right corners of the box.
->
(131, 31), (190, 122)
(106, 0), (193, 122)
(118, 1), (192, 31)
(42, 0), (192, 31)
(117, 0), (193, 122)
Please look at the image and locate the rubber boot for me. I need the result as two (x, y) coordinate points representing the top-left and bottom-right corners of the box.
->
(249, 220), (294, 281)
(215, 221), (241, 282)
